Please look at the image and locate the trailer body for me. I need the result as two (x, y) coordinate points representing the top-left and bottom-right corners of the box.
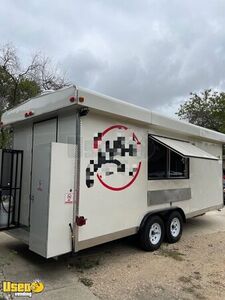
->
(0, 85), (224, 257)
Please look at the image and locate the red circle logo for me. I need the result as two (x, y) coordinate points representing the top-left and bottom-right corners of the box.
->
(86, 125), (142, 191)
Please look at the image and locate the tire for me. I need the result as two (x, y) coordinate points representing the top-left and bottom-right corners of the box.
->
(139, 215), (165, 251)
(165, 211), (183, 243)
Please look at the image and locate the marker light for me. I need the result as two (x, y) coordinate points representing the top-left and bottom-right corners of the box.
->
(25, 111), (34, 117)
(76, 216), (87, 226)
(79, 97), (85, 103)
(69, 96), (76, 103)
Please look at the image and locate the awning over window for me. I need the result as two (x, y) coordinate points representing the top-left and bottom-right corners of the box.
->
(150, 135), (219, 160)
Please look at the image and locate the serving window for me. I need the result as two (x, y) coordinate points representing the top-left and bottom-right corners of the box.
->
(148, 136), (189, 180)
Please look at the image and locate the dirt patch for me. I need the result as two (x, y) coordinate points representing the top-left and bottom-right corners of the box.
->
(158, 245), (186, 261)
(68, 232), (225, 299)
(79, 277), (94, 287)
(68, 256), (101, 271)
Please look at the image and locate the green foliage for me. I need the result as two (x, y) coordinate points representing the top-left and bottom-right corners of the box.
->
(176, 89), (225, 133)
(0, 128), (12, 149)
(0, 43), (68, 148)
(0, 67), (41, 111)
(16, 79), (40, 107)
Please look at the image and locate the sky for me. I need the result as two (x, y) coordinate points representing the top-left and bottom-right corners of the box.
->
(1, 0), (225, 117)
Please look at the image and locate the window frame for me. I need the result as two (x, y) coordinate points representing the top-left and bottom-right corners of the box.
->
(148, 135), (190, 180)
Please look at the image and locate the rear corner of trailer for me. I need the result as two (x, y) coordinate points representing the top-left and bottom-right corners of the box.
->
(186, 136), (224, 218)
(0, 86), (79, 258)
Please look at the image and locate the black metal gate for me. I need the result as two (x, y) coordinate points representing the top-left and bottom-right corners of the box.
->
(0, 149), (23, 230)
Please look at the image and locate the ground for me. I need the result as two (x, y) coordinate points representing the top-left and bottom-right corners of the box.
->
(1, 210), (225, 299)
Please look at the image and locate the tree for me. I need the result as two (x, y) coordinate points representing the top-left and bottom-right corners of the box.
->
(176, 89), (225, 133)
(0, 43), (69, 147)
(0, 43), (69, 113)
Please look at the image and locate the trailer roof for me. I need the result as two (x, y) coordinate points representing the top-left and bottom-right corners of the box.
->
(1, 85), (225, 144)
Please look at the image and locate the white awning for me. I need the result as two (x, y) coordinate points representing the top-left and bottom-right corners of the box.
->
(151, 135), (219, 160)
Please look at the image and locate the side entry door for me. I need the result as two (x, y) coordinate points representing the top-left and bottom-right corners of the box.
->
(29, 118), (57, 256)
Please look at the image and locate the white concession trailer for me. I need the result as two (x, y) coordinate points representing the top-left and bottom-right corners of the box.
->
(0, 85), (224, 258)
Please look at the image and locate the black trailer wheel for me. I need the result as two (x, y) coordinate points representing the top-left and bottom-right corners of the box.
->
(139, 215), (165, 251)
(165, 211), (183, 243)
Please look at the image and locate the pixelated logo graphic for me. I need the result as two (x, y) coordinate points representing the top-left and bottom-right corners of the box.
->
(86, 125), (142, 191)
(1, 279), (44, 298)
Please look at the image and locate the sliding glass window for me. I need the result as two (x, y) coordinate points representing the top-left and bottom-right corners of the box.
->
(148, 136), (189, 180)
